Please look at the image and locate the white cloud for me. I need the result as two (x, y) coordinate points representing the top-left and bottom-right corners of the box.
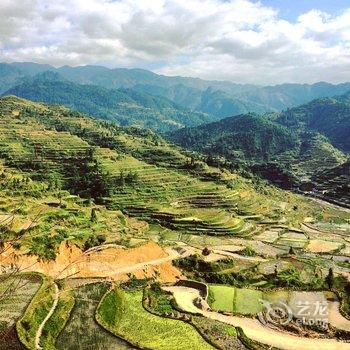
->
(0, 0), (349, 84)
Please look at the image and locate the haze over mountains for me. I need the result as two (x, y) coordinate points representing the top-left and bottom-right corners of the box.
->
(2, 62), (350, 121)
(3, 71), (214, 132)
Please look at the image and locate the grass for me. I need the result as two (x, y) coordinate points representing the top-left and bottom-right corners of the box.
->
(97, 288), (214, 350)
(233, 289), (263, 315)
(191, 316), (243, 350)
(16, 273), (56, 349)
(209, 285), (236, 312)
(39, 286), (75, 350)
(0, 96), (347, 257)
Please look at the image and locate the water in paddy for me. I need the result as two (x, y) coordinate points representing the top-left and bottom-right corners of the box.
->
(0, 275), (41, 350)
(56, 283), (137, 350)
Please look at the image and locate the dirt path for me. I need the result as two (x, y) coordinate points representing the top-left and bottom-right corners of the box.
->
(165, 286), (350, 350)
(35, 282), (59, 350)
(102, 247), (193, 278)
(329, 302), (350, 332)
(212, 249), (266, 262)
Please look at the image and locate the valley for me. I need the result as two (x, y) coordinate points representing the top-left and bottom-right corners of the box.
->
(0, 95), (349, 349)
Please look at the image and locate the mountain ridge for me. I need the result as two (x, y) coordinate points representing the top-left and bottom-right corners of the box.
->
(2, 62), (350, 119)
(2, 71), (217, 132)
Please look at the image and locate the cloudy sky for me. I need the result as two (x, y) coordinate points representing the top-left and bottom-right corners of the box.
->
(1, 0), (350, 84)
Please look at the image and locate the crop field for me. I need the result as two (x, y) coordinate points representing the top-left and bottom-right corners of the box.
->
(306, 240), (344, 253)
(56, 283), (132, 350)
(209, 285), (263, 315)
(0, 276), (41, 332)
(0, 275), (41, 350)
(39, 286), (75, 350)
(16, 275), (57, 350)
(0, 97), (350, 349)
(209, 285), (236, 312)
(97, 288), (214, 350)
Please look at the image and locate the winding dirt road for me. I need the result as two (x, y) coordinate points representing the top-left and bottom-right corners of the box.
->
(164, 286), (350, 350)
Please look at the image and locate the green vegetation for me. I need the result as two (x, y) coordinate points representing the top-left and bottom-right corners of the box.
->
(0, 275), (41, 334)
(16, 274), (56, 349)
(209, 285), (262, 315)
(145, 284), (245, 350)
(277, 97), (350, 152)
(97, 288), (214, 350)
(3, 72), (215, 132)
(166, 93), (350, 206)
(56, 283), (131, 350)
(0, 94), (348, 348)
(39, 286), (74, 350)
(167, 113), (299, 161)
(3, 62), (350, 120)
(208, 285), (236, 312)
(0, 94), (334, 258)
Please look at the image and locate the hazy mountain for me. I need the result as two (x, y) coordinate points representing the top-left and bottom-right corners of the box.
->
(3, 71), (216, 132)
(2, 62), (350, 119)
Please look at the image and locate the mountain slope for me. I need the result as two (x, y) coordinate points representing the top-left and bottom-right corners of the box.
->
(133, 84), (269, 117)
(0, 95), (327, 243)
(166, 94), (350, 204)
(2, 72), (216, 132)
(167, 113), (299, 161)
(277, 97), (350, 152)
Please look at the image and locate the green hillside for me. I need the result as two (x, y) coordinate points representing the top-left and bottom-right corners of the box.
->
(1, 96), (349, 350)
(0, 95), (331, 248)
(166, 95), (350, 205)
(277, 97), (350, 152)
(167, 113), (299, 161)
(2, 72), (216, 132)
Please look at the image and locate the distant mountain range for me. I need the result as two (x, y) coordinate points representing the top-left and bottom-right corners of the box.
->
(2, 62), (350, 119)
(2, 71), (216, 132)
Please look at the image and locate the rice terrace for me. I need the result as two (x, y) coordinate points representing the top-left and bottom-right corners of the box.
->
(1, 1), (350, 349)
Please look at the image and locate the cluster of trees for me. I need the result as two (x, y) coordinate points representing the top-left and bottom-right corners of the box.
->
(167, 113), (299, 162)
(64, 159), (111, 201)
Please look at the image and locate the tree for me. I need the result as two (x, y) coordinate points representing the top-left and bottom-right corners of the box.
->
(325, 268), (334, 290)
(90, 208), (97, 222)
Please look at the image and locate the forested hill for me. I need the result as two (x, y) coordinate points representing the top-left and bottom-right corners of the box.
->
(167, 113), (299, 161)
(277, 95), (350, 153)
(167, 91), (350, 158)
(2, 72), (217, 132)
(166, 93), (350, 204)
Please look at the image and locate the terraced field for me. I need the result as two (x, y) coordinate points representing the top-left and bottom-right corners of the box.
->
(97, 288), (214, 350)
(56, 283), (134, 350)
(0, 275), (41, 350)
(209, 285), (263, 315)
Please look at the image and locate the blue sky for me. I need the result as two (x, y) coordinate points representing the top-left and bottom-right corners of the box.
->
(1, 0), (350, 84)
(261, 0), (350, 20)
